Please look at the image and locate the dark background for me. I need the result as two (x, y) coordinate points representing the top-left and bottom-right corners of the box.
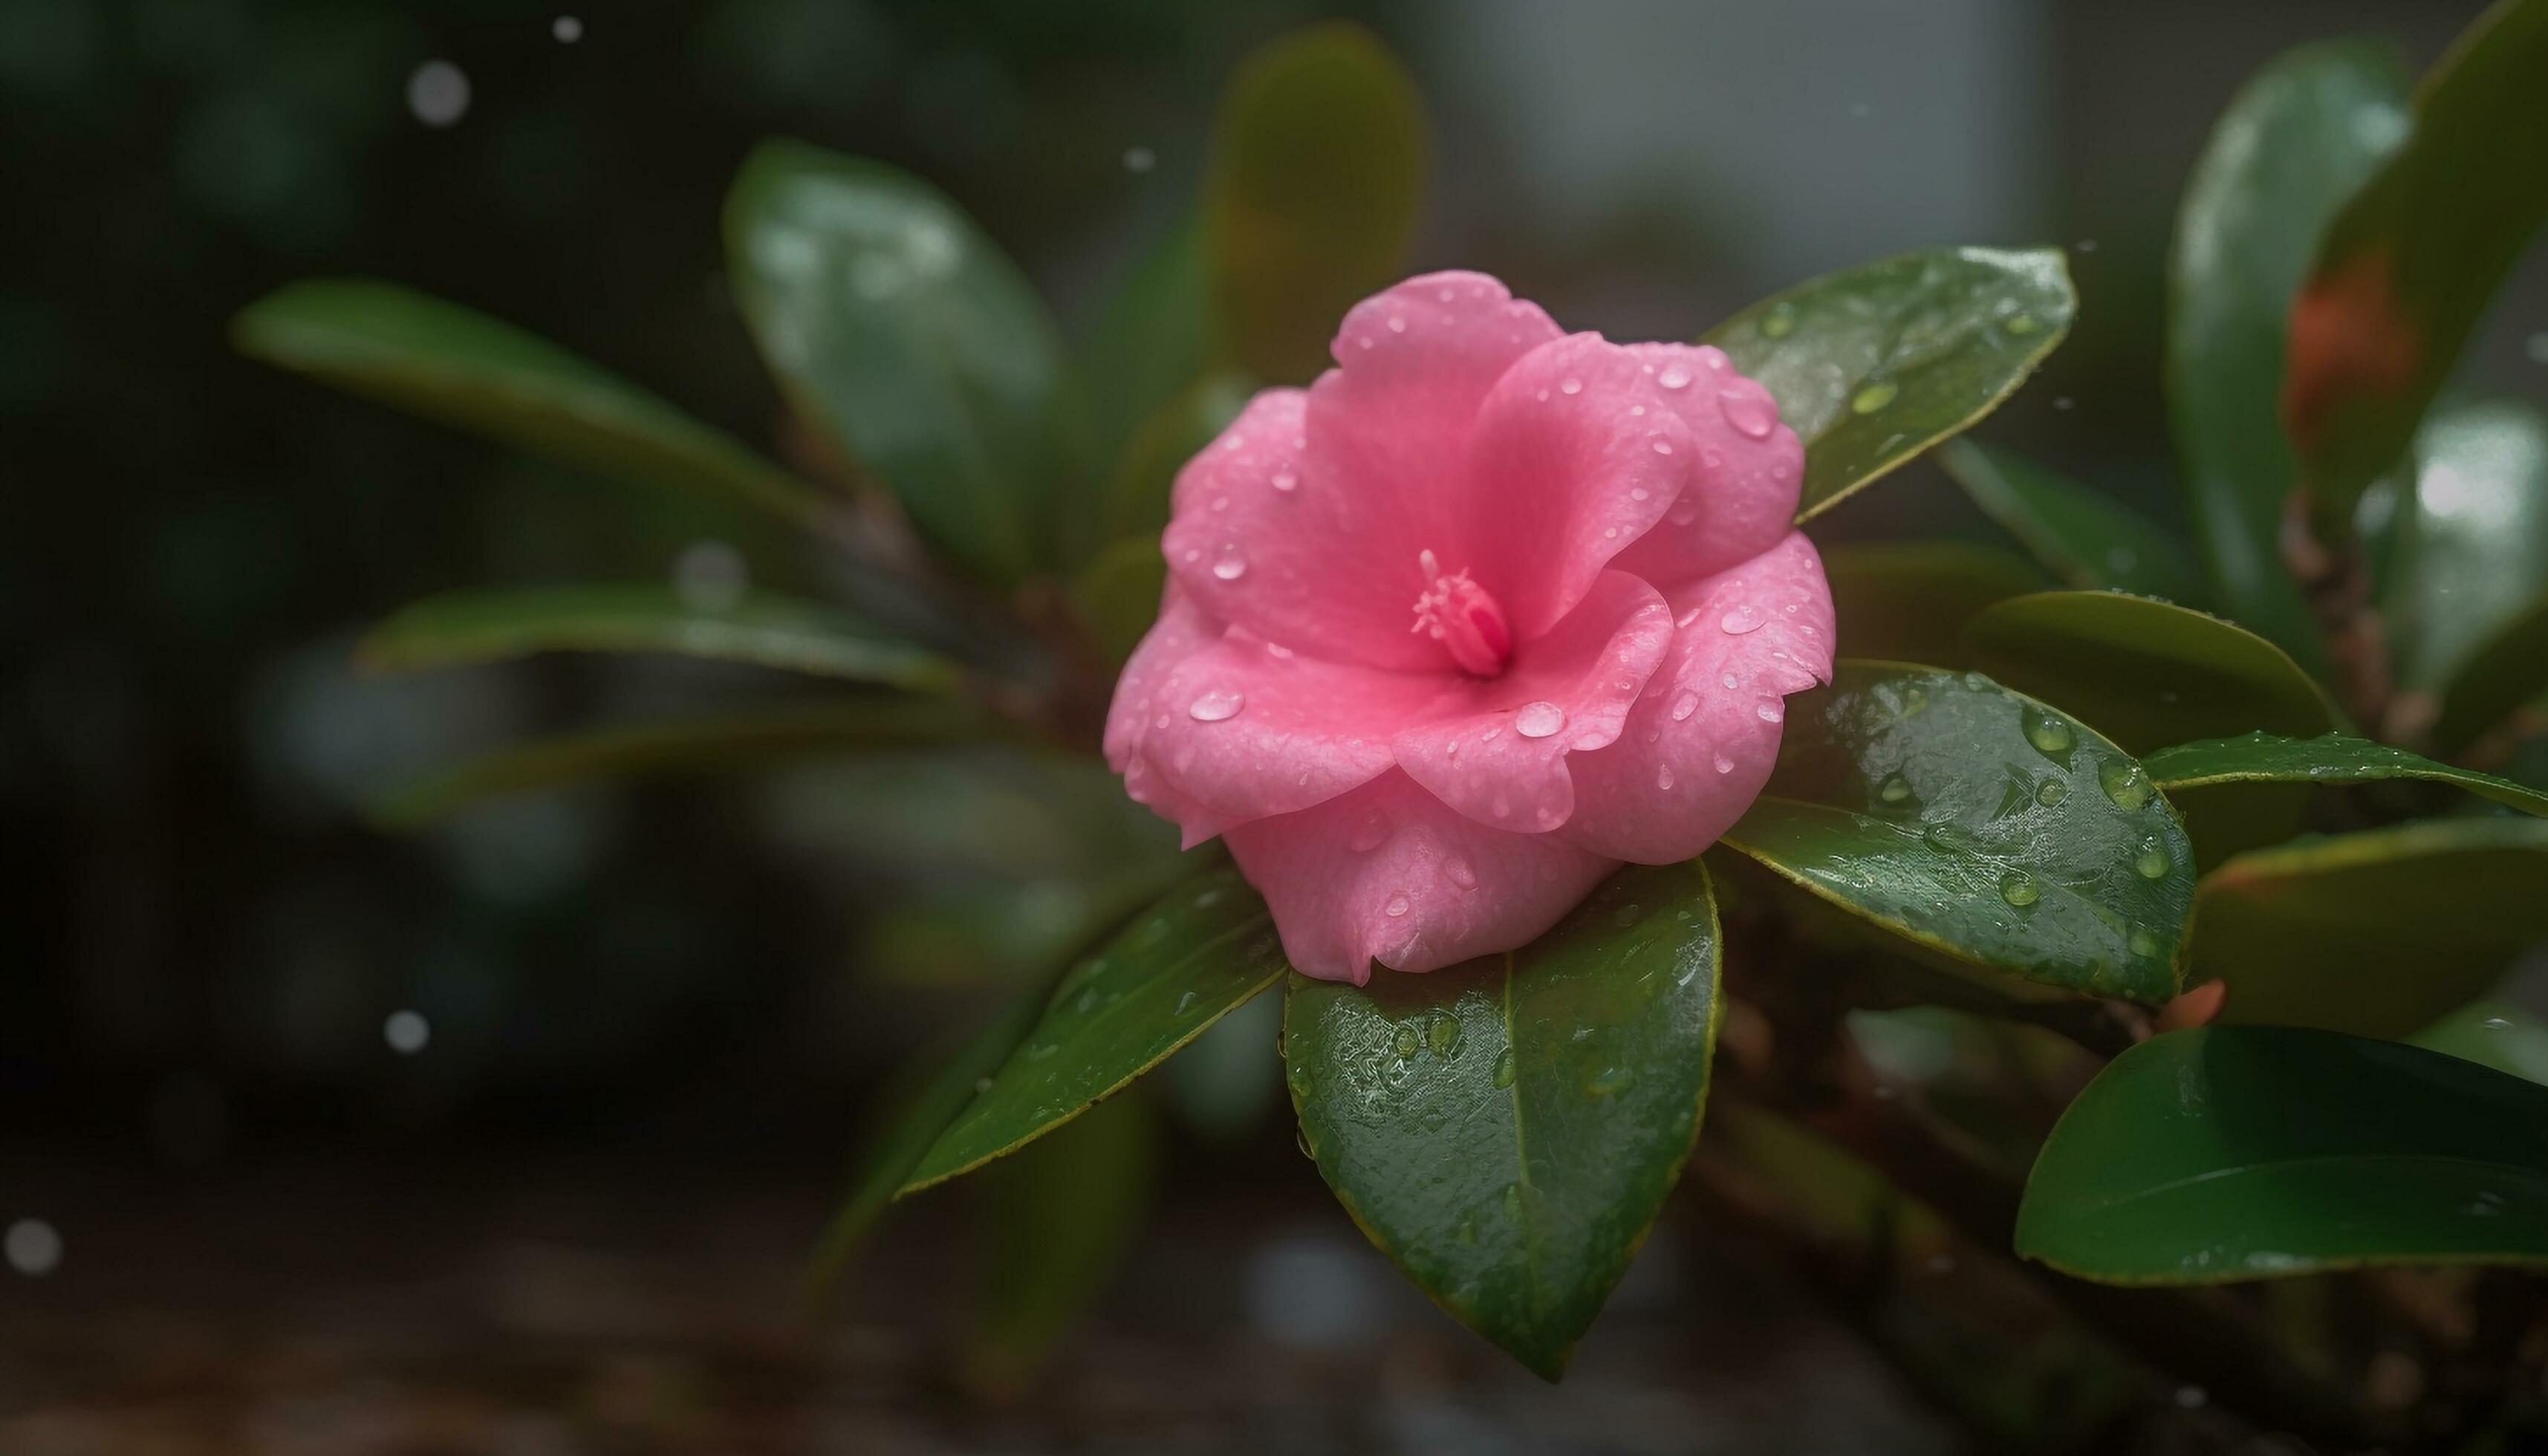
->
(4, 1), (2541, 1450)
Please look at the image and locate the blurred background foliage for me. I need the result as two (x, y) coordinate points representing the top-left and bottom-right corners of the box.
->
(6, 0), (2548, 1445)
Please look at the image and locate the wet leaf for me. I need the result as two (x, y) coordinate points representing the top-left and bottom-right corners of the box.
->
(1703, 247), (2076, 522)
(2145, 730), (2548, 816)
(1284, 862), (1720, 1379)
(2287, 0), (2548, 533)
(2382, 403), (2548, 696)
(966, 1091), (1161, 1394)
(1721, 663), (2194, 1004)
(2168, 40), (2409, 671)
(725, 141), (1078, 586)
(233, 279), (828, 530)
(901, 864), (1288, 1192)
(359, 584), (961, 690)
(1963, 591), (2342, 754)
(2017, 1026), (2548, 1282)
(2196, 817), (2548, 1039)
(1937, 440), (2204, 602)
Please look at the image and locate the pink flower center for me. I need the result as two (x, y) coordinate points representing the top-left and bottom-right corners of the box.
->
(1411, 549), (1514, 677)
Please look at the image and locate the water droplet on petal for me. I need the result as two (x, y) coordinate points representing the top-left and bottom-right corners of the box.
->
(1188, 688), (1245, 721)
(1386, 315), (1408, 334)
(1212, 553), (1248, 581)
(1348, 812), (1389, 853)
(1755, 701), (1784, 723)
(1271, 469), (1299, 493)
(1720, 603), (1765, 634)
(1718, 383), (1778, 439)
(1384, 892), (1411, 919)
(1659, 365), (1692, 389)
(1445, 858), (1478, 891)
(1670, 692), (1700, 722)
(1559, 377), (1584, 396)
(1514, 701), (1567, 738)
(1714, 754), (1735, 774)
(1656, 764), (1675, 790)
(1651, 438), (1674, 455)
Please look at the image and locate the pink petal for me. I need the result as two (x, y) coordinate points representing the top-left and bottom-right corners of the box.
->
(1163, 274), (1561, 673)
(1225, 770), (1619, 984)
(1457, 334), (1712, 637)
(1391, 572), (1674, 834)
(1103, 579), (1241, 846)
(1561, 533), (1836, 863)
(1605, 344), (1804, 592)
(1128, 628), (1452, 829)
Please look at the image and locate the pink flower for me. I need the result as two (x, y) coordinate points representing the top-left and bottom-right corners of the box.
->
(1105, 273), (1834, 983)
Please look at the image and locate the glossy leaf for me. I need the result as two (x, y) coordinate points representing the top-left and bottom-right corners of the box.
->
(1207, 23), (1426, 383)
(966, 1090), (1160, 1393)
(2016, 1026), (2548, 1283)
(371, 700), (995, 827)
(1722, 664), (2194, 1004)
(1703, 247), (2075, 523)
(2382, 403), (2548, 695)
(2414, 1000), (2548, 1088)
(1963, 591), (2342, 754)
(233, 279), (828, 530)
(359, 584), (961, 690)
(1068, 537), (1171, 666)
(2196, 817), (2548, 1039)
(725, 140), (1076, 585)
(900, 864), (1289, 1192)
(2168, 42), (2409, 672)
(807, 968), (1065, 1289)
(1937, 439), (2204, 602)
(2286, 0), (2548, 533)
(1821, 541), (2048, 669)
(1284, 862), (1720, 1379)
(2145, 730), (2548, 816)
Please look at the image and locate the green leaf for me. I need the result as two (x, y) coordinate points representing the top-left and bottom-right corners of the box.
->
(1703, 247), (2076, 523)
(2167, 41), (2410, 672)
(1937, 440), (2205, 602)
(2383, 402), (2548, 697)
(724, 140), (1076, 586)
(2414, 1000), (2548, 1087)
(1963, 591), (2343, 754)
(1103, 369), (1254, 541)
(1067, 537), (1171, 666)
(1283, 862), (1720, 1380)
(1721, 663), (2194, 1004)
(2434, 600), (2548, 756)
(1206, 22), (1426, 382)
(1820, 541), (2050, 669)
(965, 1090), (1160, 1394)
(1082, 214), (1212, 488)
(2196, 817), (2548, 1039)
(371, 700), (995, 827)
(807, 969), (1065, 1291)
(2016, 1026), (2548, 1283)
(233, 279), (829, 530)
(2145, 730), (2548, 816)
(900, 864), (1289, 1192)
(2287, 0), (2548, 533)
(358, 584), (961, 690)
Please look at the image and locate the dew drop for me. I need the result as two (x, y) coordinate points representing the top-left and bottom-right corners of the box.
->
(1445, 858), (1478, 891)
(1657, 764), (1675, 790)
(1651, 438), (1674, 455)
(1851, 380), (1899, 414)
(1659, 365), (1692, 389)
(1559, 377), (1583, 396)
(1212, 553), (1249, 581)
(1386, 314), (1408, 334)
(2004, 313), (2039, 335)
(1878, 773), (1914, 805)
(1392, 1023), (1420, 1059)
(1502, 1183), (1524, 1220)
(1720, 602), (1766, 634)
(1187, 687), (1246, 721)
(1271, 469), (1299, 493)
(1671, 692), (1700, 721)
(2483, 1015), (2515, 1031)
(1923, 822), (1976, 854)
(1287, 1060), (1313, 1099)
(1999, 870), (2040, 908)
(2035, 777), (2067, 807)
(2022, 710), (2073, 759)
(1429, 1015), (1463, 1057)
(2098, 759), (2153, 810)
(1384, 892), (1411, 918)
(1630, 487), (1650, 501)
(1755, 701), (1784, 723)
(1718, 384), (1778, 439)
(2133, 837), (2171, 880)
(1584, 1067), (1632, 1097)
(2128, 926), (2165, 958)
(1492, 1048), (1518, 1089)
(1348, 812), (1388, 853)
(1514, 701), (1567, 738)
(1713, 754), (1735, 774)
(1762, 303), (1796, 339)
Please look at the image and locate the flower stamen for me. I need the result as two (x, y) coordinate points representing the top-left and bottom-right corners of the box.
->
(1411, 549), (1513, 676)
